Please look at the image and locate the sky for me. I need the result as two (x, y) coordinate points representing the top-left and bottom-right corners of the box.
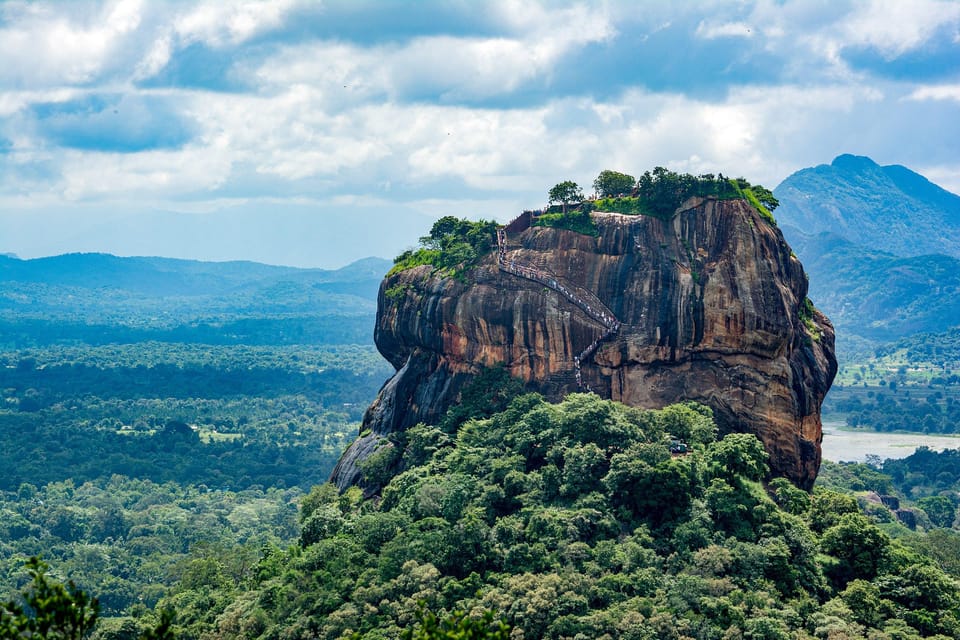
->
(1, 0), (959, 268)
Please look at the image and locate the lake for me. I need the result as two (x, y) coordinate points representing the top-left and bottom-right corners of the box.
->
(822, 421), (960, 463)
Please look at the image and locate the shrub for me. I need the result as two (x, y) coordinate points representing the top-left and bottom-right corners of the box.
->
(389, 217), (497, 277)
(533, 210), (598, 236)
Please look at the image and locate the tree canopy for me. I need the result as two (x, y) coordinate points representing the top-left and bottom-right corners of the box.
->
(592, 170), (636, 198)
(547, 181), (583, 212)
(391, 217), (498, 277)
(134, 391), (960, 640)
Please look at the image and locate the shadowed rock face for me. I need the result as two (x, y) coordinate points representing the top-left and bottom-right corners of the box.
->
(332, 197), (836, 490)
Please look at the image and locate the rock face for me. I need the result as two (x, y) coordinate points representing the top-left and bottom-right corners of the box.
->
(332, 197), (836, 490)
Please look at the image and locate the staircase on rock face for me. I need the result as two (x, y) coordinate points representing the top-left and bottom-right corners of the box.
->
(496, 226), (620, 391)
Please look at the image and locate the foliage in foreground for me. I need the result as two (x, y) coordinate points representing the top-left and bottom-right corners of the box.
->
(0, 557), (99, 640)
(0, 557), (174, 640)
(159, 393), (960, 640)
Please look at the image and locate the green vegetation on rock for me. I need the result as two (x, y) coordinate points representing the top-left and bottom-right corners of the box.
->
(389, 217), (498, 278)
(532, 209), (598, 235)
(540, 168), (778, 233)
(799, 297), (823, 342)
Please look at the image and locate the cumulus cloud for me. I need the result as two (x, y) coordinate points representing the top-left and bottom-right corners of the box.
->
(0, 0), (143, 86)
(0, 0), (958, 265)
(249, 2), (614, 104)
(172, 0), (300, 48)
(906, 84), (960, 103)
(56, 142), (233, 201)
(838, 0), (960, 58)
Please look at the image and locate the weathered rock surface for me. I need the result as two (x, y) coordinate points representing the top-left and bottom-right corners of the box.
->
(332, 197), (836, 490)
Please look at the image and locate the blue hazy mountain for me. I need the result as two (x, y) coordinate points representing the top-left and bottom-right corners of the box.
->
(0, 203), (434, 270)
(775, 155), (960, 350)
(775, 154), (960, 258)
(0, 253), (392, 347)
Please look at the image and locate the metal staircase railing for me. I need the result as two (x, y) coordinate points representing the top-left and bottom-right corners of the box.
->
(496, 227), (620, 391)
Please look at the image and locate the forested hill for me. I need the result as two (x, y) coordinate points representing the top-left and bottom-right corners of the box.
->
(773, 156), (960, 353)
(787, 231), (960, 344)
(774, 154), (960, 259)
(0, 253), (391, 347)
(148, 391), (960, 640)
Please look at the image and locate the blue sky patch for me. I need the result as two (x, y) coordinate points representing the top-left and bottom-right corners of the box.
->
(843, 28), (960, 82)
(31, 94), (196, 153)
(275, 1), (502, 46)
(137, 42), (251, 92)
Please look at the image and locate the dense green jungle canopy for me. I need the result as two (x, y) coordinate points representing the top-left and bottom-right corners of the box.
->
(108, 392), (960, 640)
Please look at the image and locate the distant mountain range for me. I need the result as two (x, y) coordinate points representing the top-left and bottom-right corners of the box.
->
(0, 253), (390, 298)
(786, 232), (960, 343)
(774, 155), (960, 353)
(1, 204), (434, 270)
(0, 254), (392, 347)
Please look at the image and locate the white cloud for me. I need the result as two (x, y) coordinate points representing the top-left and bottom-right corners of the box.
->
(3, 72), (905, 210)
(906, 84), (960, 103)
(250, 2), (614, 103)
(0, 0), (143, 86)
(740, 0), (960, 82)
(134, 34), (172, 80)
(839, 0), (960, 58)
(695, 20), (754, 40)
(172, 0), (300, 47)
(69, 147), (231, 200)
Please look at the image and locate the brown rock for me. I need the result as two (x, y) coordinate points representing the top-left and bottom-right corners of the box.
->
(332, 197), (836, 490)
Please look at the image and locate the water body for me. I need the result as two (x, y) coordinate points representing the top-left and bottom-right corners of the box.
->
(821, 421), (960, 463)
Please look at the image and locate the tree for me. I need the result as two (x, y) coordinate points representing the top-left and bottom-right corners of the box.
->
(396, 606), (511, 640)
(655, 402), (717, 448)
(636, 167), (683, 216)
(705, 433), (768, 483)
(821, 513), (889, 585)
(592, 170), (636, 198)
(918, 495), (956, 528)
(808, 490), (860, 533)
(0, 557), (99, 640)
(768, 477), (810, 516)
(748, 184), (780, 211)
(548, 181), (583, 213)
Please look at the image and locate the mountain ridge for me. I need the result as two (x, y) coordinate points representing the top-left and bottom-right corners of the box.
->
(0, 252), (391, 296)
(0, 253), (392, 347)
(775, 153), (960, 258)
(774, 155), (960, 350)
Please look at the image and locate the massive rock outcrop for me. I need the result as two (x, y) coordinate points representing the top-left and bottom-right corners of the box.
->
(333, 197), (836, 490)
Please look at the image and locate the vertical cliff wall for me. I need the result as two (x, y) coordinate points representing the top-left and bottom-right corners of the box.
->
(333, 197), (836, 490)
